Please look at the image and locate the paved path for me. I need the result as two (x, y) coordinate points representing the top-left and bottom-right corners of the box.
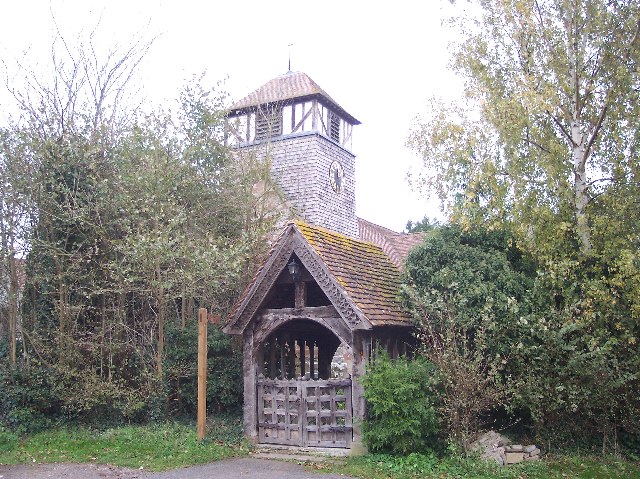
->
(0, 457), (355, 479)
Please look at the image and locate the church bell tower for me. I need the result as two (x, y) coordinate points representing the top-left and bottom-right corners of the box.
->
(226, 71), (360, 237)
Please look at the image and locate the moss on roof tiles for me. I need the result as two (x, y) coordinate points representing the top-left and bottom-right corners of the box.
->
(294, 221), (410, 326)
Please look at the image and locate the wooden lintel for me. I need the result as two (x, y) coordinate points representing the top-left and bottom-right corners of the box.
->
(259, 305), (338, 320)
(254, 305), (353, 349)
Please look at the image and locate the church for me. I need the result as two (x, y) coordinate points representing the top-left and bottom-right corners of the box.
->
(223, 71), (425, 451)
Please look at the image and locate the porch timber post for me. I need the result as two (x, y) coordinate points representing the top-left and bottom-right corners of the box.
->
(351, 331), (368, 453)
(288, 336), (296, 378)
(280, 333), (287, 379)
(318, 341), (331, 379)
(269, 339), (277, 378)
(294, 282), (307, 308)
(309, 339), (315, 378)
(243, 324), (258, 441)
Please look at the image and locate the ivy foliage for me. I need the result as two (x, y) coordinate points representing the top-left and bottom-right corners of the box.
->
(405, 226), (537, 357)
(407, 227), (534, 316)
(403, 226), (533, 448)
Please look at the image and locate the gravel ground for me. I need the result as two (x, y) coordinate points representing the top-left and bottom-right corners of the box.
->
(0, 457), (355, 479)
(0, 462), (144, 479)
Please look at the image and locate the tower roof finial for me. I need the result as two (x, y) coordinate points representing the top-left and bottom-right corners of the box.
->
(288, 43), (293, 73)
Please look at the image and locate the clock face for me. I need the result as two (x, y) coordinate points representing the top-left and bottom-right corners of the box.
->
(329, 160), (344, 194)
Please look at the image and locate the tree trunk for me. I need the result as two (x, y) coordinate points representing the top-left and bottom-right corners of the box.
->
(572, 122), (592, 255)
(7, 255), (18, 367)
(180, 285), (186, 330)
(99, 293), (106, 378)
(55, 257), (71, 336)
(0, 200), (18, 367)
(156, 264), (165, 375)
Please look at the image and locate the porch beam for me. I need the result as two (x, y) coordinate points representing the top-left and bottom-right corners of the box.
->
(255, 306), (352, 347)
(261, 305), (338, 318)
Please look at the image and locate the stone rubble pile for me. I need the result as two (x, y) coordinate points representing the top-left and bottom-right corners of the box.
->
(504, 444), (541, 464)
(469, 430), (542, 466)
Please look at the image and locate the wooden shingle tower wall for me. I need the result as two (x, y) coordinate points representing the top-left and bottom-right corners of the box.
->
(226, 72), (360, 237)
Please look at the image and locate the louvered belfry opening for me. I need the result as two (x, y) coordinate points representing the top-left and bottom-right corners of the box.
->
(255, 104), (282, 140)
(329, 110), (340, 142)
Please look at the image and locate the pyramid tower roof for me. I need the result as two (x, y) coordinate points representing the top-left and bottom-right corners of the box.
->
(229, 71), (360, 125)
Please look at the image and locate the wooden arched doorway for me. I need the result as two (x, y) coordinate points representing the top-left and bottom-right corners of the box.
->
(255, 319), (353, 448)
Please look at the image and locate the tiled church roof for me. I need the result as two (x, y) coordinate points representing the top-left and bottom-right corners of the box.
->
(295, 221), (411, 326)
(225, 221), (413, 333)
(358, 218), (426, 269)
(229, 71), (360, 125)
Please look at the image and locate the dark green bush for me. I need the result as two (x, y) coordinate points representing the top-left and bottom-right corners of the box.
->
(403, 224), (640, 454)
(0, 321), (242, 432)
(362, 354), (440, 454)
(164, 323), (242, 416)
(0, 358), (64, 433)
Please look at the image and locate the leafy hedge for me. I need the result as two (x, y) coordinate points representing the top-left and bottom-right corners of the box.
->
(0, 322), (243, 432)
(362, 354), (440, 454)
(402, 224), (640, 454)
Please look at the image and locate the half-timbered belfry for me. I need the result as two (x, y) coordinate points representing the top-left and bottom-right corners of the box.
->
(224, 72), (425, 451)
(225, 71), (360, 237)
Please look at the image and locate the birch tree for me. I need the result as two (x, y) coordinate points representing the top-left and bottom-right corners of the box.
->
(409, 0), (640, 447)
(411, 0), (640, 257)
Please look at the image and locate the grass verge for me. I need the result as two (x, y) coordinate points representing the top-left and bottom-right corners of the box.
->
(3, 423), (639, 478)
(312, 452), (640, 479)
(0, 416), (250, 471)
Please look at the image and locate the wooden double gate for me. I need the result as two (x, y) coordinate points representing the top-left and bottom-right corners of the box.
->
(257, 376), (353, 448)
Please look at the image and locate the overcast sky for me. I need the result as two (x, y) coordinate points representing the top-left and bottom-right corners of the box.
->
(0, 0), (463, 232)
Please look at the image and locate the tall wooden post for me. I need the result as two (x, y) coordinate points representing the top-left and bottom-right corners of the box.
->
(197, 308), (207, 441)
